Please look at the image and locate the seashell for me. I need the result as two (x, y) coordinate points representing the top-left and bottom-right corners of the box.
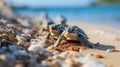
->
(22, 29), (33, 35)
(52, 50), (60, 55)
(16, 35), (26, 42)
(82, 60), (106, 67)
(21, 34), (31, 41)
(0, 55), (6, 61)
(28, 44), (45, 54)
(31, 39), (40, 43)
(0, 26), (5, 33)
(16, 35), (26, 45)
(59, 52), (69, 59)
(15, 64), (24, 67)
(21, 34), (31, 39)
(40, 60), (50, 67)
(75, 53), (94, 64)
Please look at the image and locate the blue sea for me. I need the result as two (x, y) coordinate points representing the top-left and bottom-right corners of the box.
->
(13, 6), (120, 29)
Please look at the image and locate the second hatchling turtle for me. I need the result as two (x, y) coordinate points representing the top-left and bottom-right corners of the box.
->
(39, 16), (55, 34)
(55, 15), (68, 27)
(53, 26), (94, 48)
(45, 24), (65, 40)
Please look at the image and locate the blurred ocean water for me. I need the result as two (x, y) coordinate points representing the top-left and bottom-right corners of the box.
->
(13, 6), (120, 29)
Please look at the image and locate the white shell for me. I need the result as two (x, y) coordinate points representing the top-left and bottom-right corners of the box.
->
(82, 60), (106, 67)
(28, 44), (45, 54)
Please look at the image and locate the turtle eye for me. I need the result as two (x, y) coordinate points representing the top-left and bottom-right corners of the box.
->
(50, 25), (55, 29)
(51, 25), (57, 30)
(48, 23), (51, 25)
(51, 26), (54, 29)
(69, 27), (74, 32)
(54, 25), (57, 29)
(68, 27), (73, 33)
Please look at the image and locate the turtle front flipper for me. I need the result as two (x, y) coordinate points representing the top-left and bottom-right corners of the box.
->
(45, 32), (50, 40)
(53, 35), (63, 46)
(79, 36), (94, 48)
(39, 25), (44, 35)
(53, 31), (66, 46)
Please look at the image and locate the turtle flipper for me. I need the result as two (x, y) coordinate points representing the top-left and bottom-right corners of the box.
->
(54, 31), (65, 46)
(45, 32), (50, 40)
(39, 26), (44, 35)
(54, 35), (63, 46)
(79, 36), (94, 48)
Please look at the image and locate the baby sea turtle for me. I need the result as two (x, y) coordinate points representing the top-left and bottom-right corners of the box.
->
(54, 26), (94, 48)
(38, 12), (48, 24)
(55, 15), (68, 27)
(46, 24), (65, 40)
(39, 15), (55, 34)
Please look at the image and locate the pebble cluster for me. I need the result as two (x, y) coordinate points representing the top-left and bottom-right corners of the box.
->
(0, 1), (106, 66)
(0, 13), (107, 67)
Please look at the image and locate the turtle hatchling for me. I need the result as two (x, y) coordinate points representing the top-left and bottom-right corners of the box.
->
(55, 15), (68, 27)
(46, 24), (65, 40)
(39, 16), (55, 34)
(54, 26), (94, 48)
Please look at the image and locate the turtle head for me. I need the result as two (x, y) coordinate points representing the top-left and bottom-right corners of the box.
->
(66, 26), (78, 33)
(42, 19), (54, 30)
(39, 12), (48, 19)
(49, 24), (58, 31)
(56, 15), (67, 25)
(58, 25), (65, 34)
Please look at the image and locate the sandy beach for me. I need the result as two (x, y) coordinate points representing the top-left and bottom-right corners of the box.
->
(0, 0), (120, 67)
(68, 22), (120, 67)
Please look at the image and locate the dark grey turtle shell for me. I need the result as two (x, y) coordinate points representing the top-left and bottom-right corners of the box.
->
(66, 26), (89, 39)
(76, 26), (89, 39)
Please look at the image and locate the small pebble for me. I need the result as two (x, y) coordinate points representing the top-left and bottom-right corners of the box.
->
(13, 50), (27, 56)
(0, 55), (6, 61)
(95, 54), (104, 58)
(28, 44), (45, 54)
(9, 45), (18, 52)
(59, 52), (69, 58)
